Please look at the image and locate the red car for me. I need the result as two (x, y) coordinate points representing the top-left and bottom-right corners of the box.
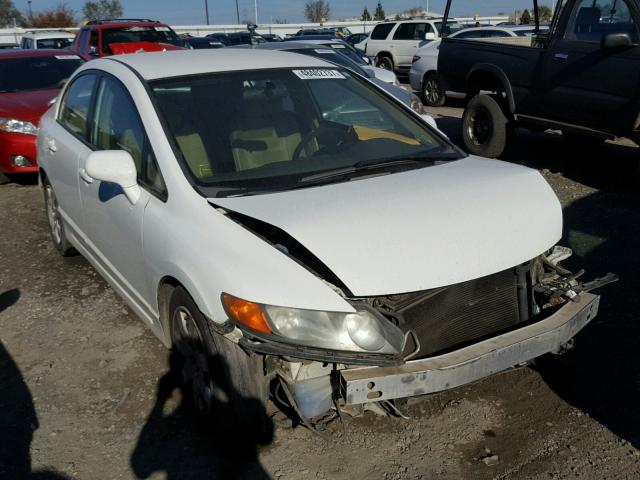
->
(0, 50), (83, 177)
(71, 18), (185, 61)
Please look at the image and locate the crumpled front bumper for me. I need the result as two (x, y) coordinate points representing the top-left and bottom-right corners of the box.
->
(340, 292), (599, 405)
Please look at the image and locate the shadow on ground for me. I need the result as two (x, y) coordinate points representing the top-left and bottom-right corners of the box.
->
(0, 289), (70, 479)
(435, 113), (640, 448)
(130, 350), (273, 479)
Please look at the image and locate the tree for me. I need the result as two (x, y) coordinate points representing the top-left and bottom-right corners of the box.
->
(537, 5), (553, 22)
(82, 0), (123, 21)
(361, 6), (371, 21)
(394, 13), (401, 20)
(520, 9), (532, 24)
(373, 1), (385, 20)
(304, 0), (330, 22)
(0, 0), (24, 27)
(273, 18), (288, 24)
(28, 3), (75, 28)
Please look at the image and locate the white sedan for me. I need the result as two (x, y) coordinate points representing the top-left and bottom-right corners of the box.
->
(38, 49), (602, 429)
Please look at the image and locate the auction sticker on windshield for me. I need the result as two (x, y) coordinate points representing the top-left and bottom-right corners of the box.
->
(293, 69), (345, 80)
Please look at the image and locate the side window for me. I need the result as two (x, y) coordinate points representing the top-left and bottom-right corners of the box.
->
(370, 23), (396, 40)
(89, 30), (99, 55)
(90, 77), (166, 196)
(393, 23), (416, 40)
(456, 30), (481, 39)
(78, 30), (89, 54)
(59, 74), (97, 138)
(484, 30), (512, 38)
(564, 0), (639, 43)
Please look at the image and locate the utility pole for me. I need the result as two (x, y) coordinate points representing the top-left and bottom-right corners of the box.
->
(235, 0), (240, 24)
(27, 0), (33, 22)
(254, 0), (258, 24)
(204, 0), (210, 24)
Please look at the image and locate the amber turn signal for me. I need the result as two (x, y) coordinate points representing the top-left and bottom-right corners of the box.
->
(222, 293), (272, 334)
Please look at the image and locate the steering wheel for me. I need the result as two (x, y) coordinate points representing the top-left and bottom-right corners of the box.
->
(292, 122), (352, 160)
(292, 128), (320, 160)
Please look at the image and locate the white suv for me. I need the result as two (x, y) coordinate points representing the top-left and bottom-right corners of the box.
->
(365, 19), (464, 72)
(19, 30), (76, 50)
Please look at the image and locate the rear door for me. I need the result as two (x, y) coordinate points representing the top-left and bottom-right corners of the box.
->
(390, 22), (433, 67)
(540, 0), (640, 132)
(45, 72), (98, 241)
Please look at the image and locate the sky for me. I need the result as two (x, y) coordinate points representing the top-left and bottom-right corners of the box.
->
(15, 0), (555, 25)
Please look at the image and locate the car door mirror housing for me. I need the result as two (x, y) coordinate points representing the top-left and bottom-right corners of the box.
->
(601, 32), (632, 49)
(425, 32), (437, 41)
(86, 150), (141, 204)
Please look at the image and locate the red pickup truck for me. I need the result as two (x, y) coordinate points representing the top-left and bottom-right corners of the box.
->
(71, 18), (185, 61)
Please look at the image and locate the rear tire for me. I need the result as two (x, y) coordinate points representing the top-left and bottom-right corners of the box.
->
(169, 287), (271, 441)
(462, 94), (510, 158)
(43, 178), (76, 257)
(422, 73), (445, 107)
(376, 55), (394, 71)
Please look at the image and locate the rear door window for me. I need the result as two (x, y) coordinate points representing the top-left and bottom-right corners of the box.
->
(370, 23), (396, 40)
(393, 23), (428, 40)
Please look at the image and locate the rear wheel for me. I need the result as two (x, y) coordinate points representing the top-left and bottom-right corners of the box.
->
(43, 178), (75, 256)
(169, 287), (271, 440)
(376, 55), (394, 71)
(462, 94), (510, 158)
(422, 73), (445, 107)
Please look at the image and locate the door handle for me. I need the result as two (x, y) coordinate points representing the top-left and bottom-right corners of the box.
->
(46, 138), (57, 152)
(78, 168), (94, 184)
(553, 53), (569, 62)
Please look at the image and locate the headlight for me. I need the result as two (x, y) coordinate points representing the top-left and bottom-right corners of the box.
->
(410, 94), (424, 114)
(0, 118), (38, 136)
(222, 293), (406, 355)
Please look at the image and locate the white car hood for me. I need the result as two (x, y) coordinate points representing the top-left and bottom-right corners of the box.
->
(211, 157), (562, 297)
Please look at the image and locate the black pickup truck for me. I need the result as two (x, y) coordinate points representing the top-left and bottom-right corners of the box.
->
(437, 0), (640, 158)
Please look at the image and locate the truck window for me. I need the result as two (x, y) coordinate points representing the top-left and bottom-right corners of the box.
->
(564, 0), (639, 43)
(370, 23), (396, 40)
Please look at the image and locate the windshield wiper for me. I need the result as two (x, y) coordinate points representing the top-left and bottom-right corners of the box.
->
(299, 150), (460, 184)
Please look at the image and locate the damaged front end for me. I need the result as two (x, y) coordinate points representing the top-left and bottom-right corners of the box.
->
(234, 247), (616, 422)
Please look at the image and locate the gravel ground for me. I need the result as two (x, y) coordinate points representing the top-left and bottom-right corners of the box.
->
(1, 106), (639, 479)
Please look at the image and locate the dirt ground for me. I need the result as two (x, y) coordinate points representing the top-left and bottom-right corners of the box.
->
(1, 105), (640, 480)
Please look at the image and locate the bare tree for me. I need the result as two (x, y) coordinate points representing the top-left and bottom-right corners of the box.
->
(0, 0), (24, 27)
(28, 2), (75, 27)
(82, 0), (123, 21)
(304, 0), (330, 22)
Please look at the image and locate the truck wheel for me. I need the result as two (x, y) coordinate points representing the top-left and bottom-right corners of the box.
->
(376, 55), (394, 71)
(169, 286), (271, 441)
(462, 94), (510, 158)
(43, 178), (76, 257)
(422, 73), (445, 107)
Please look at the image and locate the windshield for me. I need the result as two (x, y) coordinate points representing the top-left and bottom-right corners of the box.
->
(434, 21), (465, 35)
(102, 25), (182, 49)
(291, 49), (370, 78)
(36, 37), (74, 49)
(152, 68), (456, 196)
(0, 55), (83, 93)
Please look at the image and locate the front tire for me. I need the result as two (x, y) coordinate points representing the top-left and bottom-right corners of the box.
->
(422, 73), (445, 107)
(43, 178), (75, 256)
(462, 94), (510, 158)
(169, 287), (271, 440)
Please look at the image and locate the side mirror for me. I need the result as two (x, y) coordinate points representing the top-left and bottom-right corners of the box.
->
(363, 55), (371, 64)
(85, 150), (141, 204)
(425, 32), (437, 41)
(602, 32), (632, 48)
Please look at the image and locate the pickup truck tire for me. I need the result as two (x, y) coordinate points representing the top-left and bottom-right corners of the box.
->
(462, 94), (510, 158)
(376, 54), (394, 71)
(422, 73), (445, 107)
(170, 287), (271, 441)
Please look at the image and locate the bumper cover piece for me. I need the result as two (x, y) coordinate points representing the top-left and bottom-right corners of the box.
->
(340, 292), (599, 404)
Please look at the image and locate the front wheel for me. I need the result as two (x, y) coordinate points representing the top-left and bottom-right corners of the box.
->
(422, 73), (445, 107)
(169, 287), (271, 440)
(461, 94), (510, 158)
(43, 178), (75, 256)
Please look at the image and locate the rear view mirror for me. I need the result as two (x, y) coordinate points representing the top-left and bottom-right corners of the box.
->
(85, 150), (141, 204)
(425, 32), (437, 41)
(602, 32), (632, 48)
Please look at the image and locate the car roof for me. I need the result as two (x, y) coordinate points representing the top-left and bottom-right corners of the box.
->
(96, 48), (334, 80)
(254, 41), (334, 51)
(22, 30), (75, 39)
(0, 48), (81, 59)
